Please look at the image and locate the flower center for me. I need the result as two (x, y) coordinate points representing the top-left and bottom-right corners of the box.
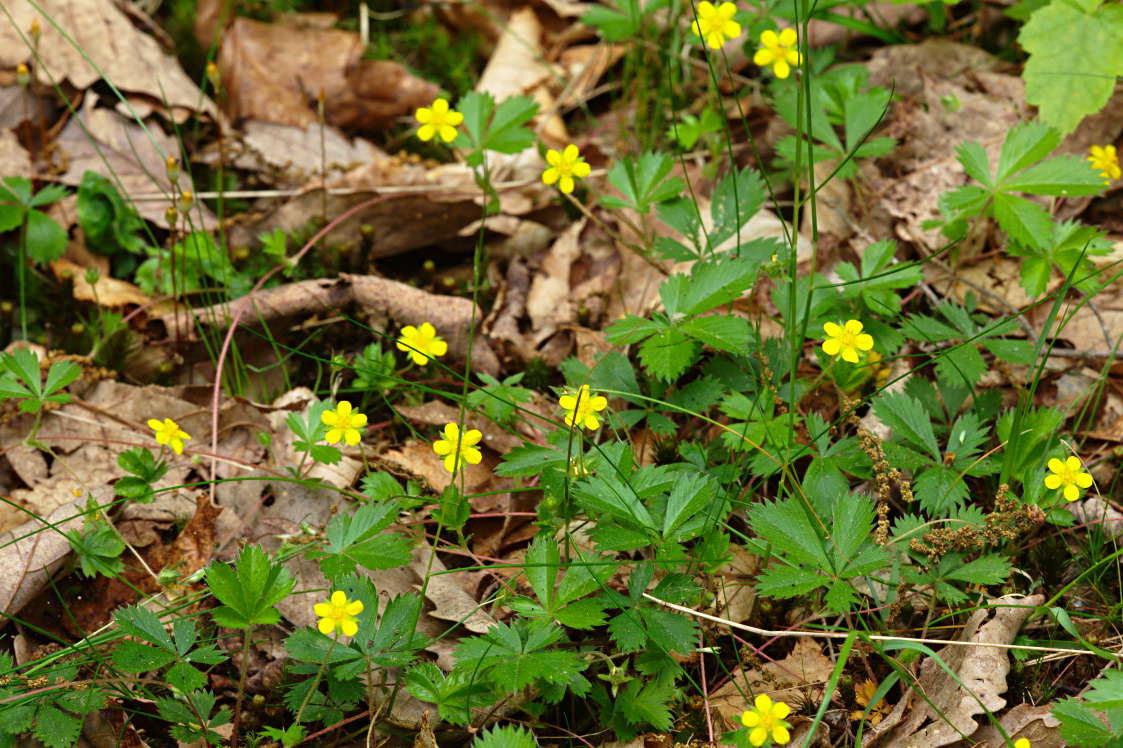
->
(759, 712), (777, 730)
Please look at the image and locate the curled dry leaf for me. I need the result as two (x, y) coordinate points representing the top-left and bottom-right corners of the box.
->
(156, 274), (500, 374)
(0, 499), (86, 628)
(56, 93), (215, 229)
(873, 593), (1045, 747)
(217, 17), (437, 130)
(0, 0), (216, 120)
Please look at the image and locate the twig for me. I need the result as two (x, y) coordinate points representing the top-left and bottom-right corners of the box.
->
(641, 593), (1101, 657)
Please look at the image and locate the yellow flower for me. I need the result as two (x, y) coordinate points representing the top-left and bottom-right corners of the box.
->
(821, 319), (874, 364)
(147, 417), (191, 455)
(1045, 455), (1093, 502)
(1088, 145), (1121, 185)
(559, 385), (608, 431)
(740, 694), (791, 746)
(691, 1), (741, 49)
(415, 98), (463, 143)
(396, 322), (448, 366)
(1014, 739), (1030, 748)
(322, 400), (367, 446)
(542, 144), (592, 194)
(314, 590), (364, 638)
(753, 28), (801, 79)
(433, 422), (483, 473)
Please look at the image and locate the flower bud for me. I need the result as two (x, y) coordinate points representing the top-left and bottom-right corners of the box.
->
(205, 61), (220, 90)
(16, 64), (29, 87)
(84, 268), (100, 286)
(166, 156), (180, 184)
(176, 190), (193, 215)
(165, 205), (178, 225)
(29, 19), (40, 43)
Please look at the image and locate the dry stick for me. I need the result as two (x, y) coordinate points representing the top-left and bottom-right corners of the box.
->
(641, 593), (1099, 658)
(205, 193), (412, 502)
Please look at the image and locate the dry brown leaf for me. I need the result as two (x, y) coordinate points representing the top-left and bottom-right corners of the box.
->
(397, 401), (524, 455)
(963, 703), (1064, 748)
(875, 593), (1044, 747)
(206, 119), (381, 189)
(866, 41), (1028, 254)
(476, 7), (568, 148)
(411, 544), (497, 634)
(55, 93), (215, 229)
(51, 258), (153, 307)
(0, 499), (85, 627)
(0, 129), (31, 179)
(710, 545), (759, 623)
(218, 17), (436, 130)
(0, 0), (215, 120)
(711, 637), (836, 726)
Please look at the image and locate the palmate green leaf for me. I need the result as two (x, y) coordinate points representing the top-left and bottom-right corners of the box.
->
(638, 328), (697, 381)
(32, 703), (81, 748)
(1085, 669), (1123, 710)
(659, 257), (761, 317)
(709, 167), (767, 250)
(484, 95), (538, 154)
(942, 553), (1011, 585)
(678, 314), (752, 354)
(1020, 0), (1123, 135)
(831, 492), (877, 570)
(600, 152), (683, 214)
(914, 465), (969, 515)
(455, 621), (586, 692)
(473, 725), (540, 748)
(205, 544), (294, 629)
(405, 662), (496, 725)
(618, 677), (674, 731)
(581, 0), (642, 40)
(934, 341), (987, 388)
(1020, 255), (1052, 298)
(995, 120), (1061, 181)
(872, 391), (940, 461)
(115, 604), (175, 649)
(318, 500), (411, 580)
(662, 472), (719, 539)
(1002, 155), (1106, 196)
(957, 142), (993, 187)
(603, 314), (661, 345)
(25, 209), (67, 265)
(112, 639), (176, 673)
(1052, 697), (1114, 747)
(67, 522), (125, 578)
(992, 192), (1054, 250)
(748, 497), (830, 571)
(754, 564), (825, 598)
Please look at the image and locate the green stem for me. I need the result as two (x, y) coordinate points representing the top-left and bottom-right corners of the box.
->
(230, 626), (253, 747)
(292, 637), (338, 727)
(18, 214), (28, 341)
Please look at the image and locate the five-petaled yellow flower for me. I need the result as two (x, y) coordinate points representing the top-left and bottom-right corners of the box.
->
(1045, 455), (1093, 502)
(433, 422), (483, 473)
(397, 322), (448, 366)
(753, 28), (801, 79)
(559, 385), (609, 431)
(741, 694), (792, 746)
(542, 144), (591, 194)
(314, 590), (364, 638)
(1087, 145), (1121, 185)
(1014, 739), (1030, 748)
(821, 319), (874, 364)
(148, 417), (191, 455)
(415, 98), (463, 143)
(691, 1), (741, 50)
(322, 400), (367, 446)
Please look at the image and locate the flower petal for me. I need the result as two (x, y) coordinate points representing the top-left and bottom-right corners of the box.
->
(433, 440), (453, 456)
(318, 618), (336, 634)
(772, 725), (791, 744)
(1064, 483), (1080, 502)
(760, 29), (778, 47)
(1076, 472), (1094, 488)
(844, 319), (864, 334)
(560, 175), (575, 194)
(773, 59), (791, 78)
(741, 710), (761, 727)
(341, 619), (358, 637)
(753, 48), (775, 65)
(1065, 456), (1083, 471)
(1047, 457), (1065, 474)
(822, 339), (841, 356)
(823, 321), (842, 337)
(1044, 474), (1062, 489)
(778, 27), (797, 46)
(546, 149), (562, 167)
(754, 693), (773, 712)
(772, 701), (790, 719)
(563, 144), (580, 162)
